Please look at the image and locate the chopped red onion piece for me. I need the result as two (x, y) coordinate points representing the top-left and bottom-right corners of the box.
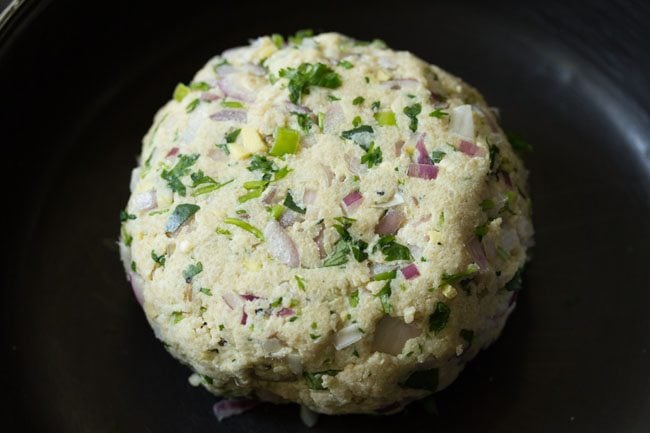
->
(286, 102), (311, 115)
(212, 399), (259, 422)
(166, 147), (179, 158)
(467, 237), (489, 270)
(240, 308), (248, 325)
(401, 263), (420, 280)
(262, 187), (279, 205)
(394, 140), (405, 156)
(287, 353), (303, 375)
(314, 225), (326, 259)
(372, 316), (421, 355)
(264, 221), (300, 268)
(279, 209), (301, 228)
(342, 191), (363, 213)
(240, 294), (259, 301)
(222, 291), (243, 310)
(458, 140), (482, 157)
(449, 104), (475, 140)
(375, 208), (406, 235)
(210, 110), (247, 123)
(200, 92), (221, 102)
(407, 163), (438, 180)
(303, 188), (317, 205)
(415, 134), (433, 165)
(215, 63), (238, 76)
(277, 307), (295, 317)
(243, 63), (266, 76)
(217, 74), (256, 102)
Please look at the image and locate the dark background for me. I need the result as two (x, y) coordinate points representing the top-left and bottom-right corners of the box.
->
(1, 1), (649, 432)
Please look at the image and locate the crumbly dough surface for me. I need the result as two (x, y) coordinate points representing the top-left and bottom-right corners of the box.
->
(119, 32), (533, 414)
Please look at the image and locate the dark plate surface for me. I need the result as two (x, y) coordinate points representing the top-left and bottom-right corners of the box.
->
(2, 1), (649, 432)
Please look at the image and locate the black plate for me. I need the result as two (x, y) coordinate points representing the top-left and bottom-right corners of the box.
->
(2, 1), (649, 432)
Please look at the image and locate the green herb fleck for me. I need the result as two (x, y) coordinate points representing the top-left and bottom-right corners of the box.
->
(349, 290), (359, 307)
(119, 210), (136, 223)
(303, 370), (340, 390)
(165, 203), (200, 234)
(294, 275), (306, 291)
(221, 100), (244, 109)
(460, 329), (474, 345)
(271, 33), (284, 48)
(360, 142), (382, 168)
(480, 199), (495, 211)
(376, 281), (392, 314)
(403, 103), (422, 132)
(352, 96), (365, 105)
(288, 29), (313, 45)
(429, 302), (450, 333)
(371, 101), (381, 111)
(430, 150), (446, 164)
(151, 250), (166, 267)
(374, 235), (413, 261)
(279, 62), (342, 103)
(475, 224), (488, 240)
(224, 217), (264, 240)
(186, 98), (200, 113)
(505, 267), (525, 292)
(338, 60), (354, 69)
(173, 83), (190, 101)
(429, 109), (448, 119)
(283, 191), (306, 214)
(372, 270), (397, 281)
(182, 262), (203, 284)
(374, 111), (396, 126)
(160, 153), (200, 196)
(171, 311), (185, 324)
(199, 287), (212, 296)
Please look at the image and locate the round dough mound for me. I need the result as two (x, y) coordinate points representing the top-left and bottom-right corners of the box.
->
(120, 32), (533, 415)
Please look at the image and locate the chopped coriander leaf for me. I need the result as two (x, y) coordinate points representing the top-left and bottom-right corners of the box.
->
(352, 96), (365, 105)
(429, 109), (448, 119)
(372, 270), (397, 281)
(294, 275), (306, 290)
(352, 115), (362, 127)
(323, 240), (350, 267)
(334, 216), (356, 225)
(171, 311), (185, 324)
(374, 111), (396, 126)
(475, 224), (488, 240)
(403, 103), (422, 132)
(151, 250), (166, 266)
(119, 210), (136, 222)
(364, 76), (370, 83)
(216, 143), (230, 155)
(441, 264), (479, 285)
(478, 200), (494, 213)
(489, 144), (500, 171)
(165, 203), (200, 234)
(199, 287), (213, 296)
(303, 370), (340, 390)
(288, 29), (314, 45)
(238, 188), (265, 203)
(271, 33), (284, 48)
(496, 246), (510, 260)
(507, 132), (533, 154)
(226, 128), (242, 143)
(248, 154), (276, 174)
(338, 60), (354, 69)
(430, 150), (446, 164)
(274, 165), (292, 180)
(341, 124), (374, 148)
(189, 81), (210, 91)
(402, 368), (439, 391)
(327, 94), (341, 101)
(215, 227), (232, 237)
(349, 290), (359, 307)
(371, 101), (381, 111)
(292, 112), (313, 133)
(160, 153), (199, 196)
(460, 329), (474, 345)
(182, 262), (203, 284)
(173, 83), (190, 101)
(185, 98), (200, 113)
(374, 235), (413, 261)
(122, 229), (132, 246)
(505, 267), (525, 292)
(224, 217), (264, 240)
(429, 302), (450, 333)
(279, 62), (342, 103)
(131, 261), (137, 272)
(360, 142), (383, 168)
(270, 297), (283, 308)
(376, 281), (392, 314)
(317, 112), (325, 131)
(283, 191), (306, 214)
(190, 170), (233, 196)
(270, 127), (300, 156)
(221, 100), (244, 108)
(350, 239), (368, 262)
